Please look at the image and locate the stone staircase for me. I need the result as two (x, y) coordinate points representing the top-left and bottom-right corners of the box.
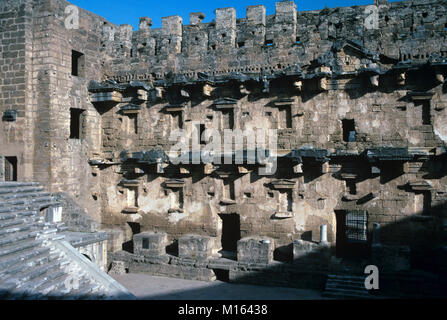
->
(323, 274), (376, 299)
(0, 182), (134, 300)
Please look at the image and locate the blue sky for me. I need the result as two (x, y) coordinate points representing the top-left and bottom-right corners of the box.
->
(68, 0), (400, 29)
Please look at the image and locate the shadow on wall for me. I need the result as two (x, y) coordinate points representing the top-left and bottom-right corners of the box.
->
(114, 199), (447, 300)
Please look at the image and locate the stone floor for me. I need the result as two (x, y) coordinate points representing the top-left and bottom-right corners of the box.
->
(110, 273), (326, 300)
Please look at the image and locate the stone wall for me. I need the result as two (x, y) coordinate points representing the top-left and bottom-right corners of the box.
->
(0, 0), (446, 273)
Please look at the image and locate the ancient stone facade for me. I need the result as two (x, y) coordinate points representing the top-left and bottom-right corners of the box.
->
(1, 0), (447, 292)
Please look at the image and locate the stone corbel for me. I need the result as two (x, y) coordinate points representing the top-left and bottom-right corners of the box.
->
(238, 166), (250, 174)
(318, 77), (328, 91)
(180, 89), (190, 99)
(293, 80), (303, 92)
(156, 158), (168, 174)
(262, 78), (270, 93)
(293, 163), (303, 174)
(204, 163), (214, 175)
(239, 84), (250, 96)
(179, 167), (190, 174)
(91, 91), (122, 103)
(163, 179), (185, 189)
(137, 89), (148, 101)
(321, 162), (330, 174)
(270, 179), (296, 190)
(397, 72), (406, 86)
(154, 87), (164, 100)
(435, 73), (445, 84)
(370, 74), (380, 88)
(202, 83), (215, 97)
(407, 180), (432, 192)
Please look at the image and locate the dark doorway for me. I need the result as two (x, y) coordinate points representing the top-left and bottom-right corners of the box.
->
(70, 108), (84, 139)
(342, 119), (356, 142)
(213, 269), (230, 282)
(71, 50), (85, 77)
(422, 101), (431, 125)
(4, 156), (17, 181)
(218, 213), (240, 252)
(122, 222), (141, 253)
(335, 210), (369, 259)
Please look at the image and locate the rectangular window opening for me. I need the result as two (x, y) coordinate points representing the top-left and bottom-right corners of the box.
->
(279, 106), (292, 129)
(342, 119), (356, 142)
(197, 123), (206, 145)
(265, 40), (273, 47)
(4, 156), (17, 182)
(222, 110), (234, 130)
(224, 179), (235, 201)
(71, 50), (85, 77)
(422, 101), (431, 125)
(70, 108), (85, 139)
(345, 211), (367, 243)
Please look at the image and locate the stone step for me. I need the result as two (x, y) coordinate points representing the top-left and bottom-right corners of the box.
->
(0, 238), (43, 259)
(30, 272), (71, 299)
(323, 291), (373, 300)
(327, 274), (366, 281)
(0, 211), (37, 222)
(0, 186), (44, 196)
(0, 216), (42, 231)
(0, 251), (51, 281)
(0, 230), (39, 247)
(0, 182), (40, 189)
(6, 260), (64, 299)
(0, 246), (51, 270)
(0, 206), (29, 213)
(324, 287), (372, 297)
(0, 192), (52, 201)
(15, 262), (67, 298)
(325, 278), (366, 286)
(326, 282), (369, 291)
(13, 259), (63, 286)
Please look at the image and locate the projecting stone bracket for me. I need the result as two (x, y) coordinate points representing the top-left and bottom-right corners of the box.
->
(163, 179), (185, 189)
(269, 179), (296, 190)
(271, 211), (294, 219)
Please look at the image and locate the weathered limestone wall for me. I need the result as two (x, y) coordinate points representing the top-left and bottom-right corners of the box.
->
(30, 0), (114, 223)
(0, 0), (34, 181)
(0, 0), (446, 267)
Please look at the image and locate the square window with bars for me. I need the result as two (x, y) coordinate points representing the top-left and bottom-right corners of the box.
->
(345, 211), (367, 243)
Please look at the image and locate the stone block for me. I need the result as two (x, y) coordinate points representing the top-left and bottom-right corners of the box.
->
(178, 235), (213, 260)
(237, 237), (274, 264)
(133, 232), (167, 257)
(108, 261), (127, 275)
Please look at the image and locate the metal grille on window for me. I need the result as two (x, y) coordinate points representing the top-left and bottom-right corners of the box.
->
(345, 210), (367, 242)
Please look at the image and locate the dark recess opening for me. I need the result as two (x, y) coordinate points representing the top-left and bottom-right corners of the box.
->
(422, 101), (431, 125)
(342, 119), (356, 142)
(70, 108), (84, 139)
(71, 50), (85, 77)
(213, 269), (230, 282)
(265, 40), (273, 46)
(122, 222), (141, 253)
(197, 123), (206, 145)
(222, 110), (234, 130)
(279, 106), (292, 129)
(218, 213), (240, 252)
(4, 156), (17, 181)
(142, 237), (149, 249)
